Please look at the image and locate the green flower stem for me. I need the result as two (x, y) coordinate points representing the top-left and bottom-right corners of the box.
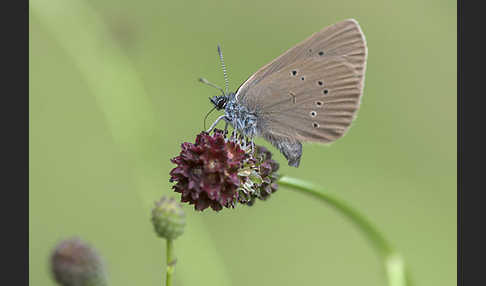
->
(166, 239), (175, 286)
(277, 176), (410, 286)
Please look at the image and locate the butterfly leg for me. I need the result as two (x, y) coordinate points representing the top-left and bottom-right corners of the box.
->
(232, 131), (237, 142)
(239, 133), (245, 146)
(206, 115), (227, 133)
(224, 122), (229, 136)
(244, 137), (250, 149)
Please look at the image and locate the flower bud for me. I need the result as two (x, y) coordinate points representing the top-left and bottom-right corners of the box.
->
(152, 196), (186, 240)
(50, 237), (107, 286)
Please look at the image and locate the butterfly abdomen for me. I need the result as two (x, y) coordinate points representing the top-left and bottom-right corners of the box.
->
(262, 132), (303, 167)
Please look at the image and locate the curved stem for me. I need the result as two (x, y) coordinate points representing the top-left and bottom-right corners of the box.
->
(166, 239), (175, 286)
(277, 176), (410, 286)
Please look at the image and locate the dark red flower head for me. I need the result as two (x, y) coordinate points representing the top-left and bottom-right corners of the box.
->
(170, 129), (280, 211)
(170, 130), (247, 211)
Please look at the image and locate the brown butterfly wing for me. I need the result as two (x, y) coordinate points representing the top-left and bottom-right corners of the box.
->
(245, 56), (363, 141)
(236, 18), (367, 101)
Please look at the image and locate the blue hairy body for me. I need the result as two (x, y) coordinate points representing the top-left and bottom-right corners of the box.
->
(223, 93), (258, 138)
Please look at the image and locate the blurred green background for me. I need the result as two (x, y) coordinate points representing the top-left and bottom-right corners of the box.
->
(29, 0), (456, 285)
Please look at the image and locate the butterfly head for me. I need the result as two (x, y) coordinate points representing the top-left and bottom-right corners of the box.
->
(210, 95), (228, 110)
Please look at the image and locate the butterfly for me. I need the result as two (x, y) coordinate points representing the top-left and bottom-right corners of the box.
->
(201, 19), (367, 167)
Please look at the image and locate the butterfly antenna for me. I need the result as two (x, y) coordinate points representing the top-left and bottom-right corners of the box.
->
(217, 44), (229, 94)
(198, 77), (225, 96)
(203, 105), (218, 130)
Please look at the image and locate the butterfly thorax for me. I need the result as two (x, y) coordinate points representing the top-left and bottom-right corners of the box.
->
(222, 92), (258, 138)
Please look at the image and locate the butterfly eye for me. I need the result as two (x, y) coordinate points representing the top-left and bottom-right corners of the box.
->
(301, 76), (305, 81)
(291, 70), (298, 76)
(313, 122), (320, 128)
(318, 51), (324, 56)
(323, 89), (329, 95)
(310, 111), (317, 117)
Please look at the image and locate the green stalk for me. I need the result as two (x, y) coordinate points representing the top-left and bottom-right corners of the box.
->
(166, 239), (175, 286)
(277, 176), (410, 286)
